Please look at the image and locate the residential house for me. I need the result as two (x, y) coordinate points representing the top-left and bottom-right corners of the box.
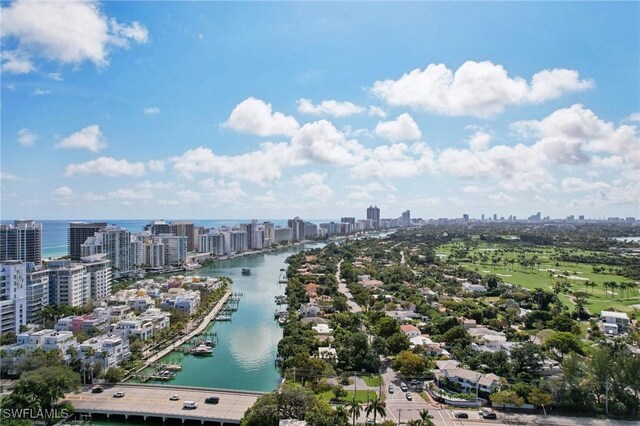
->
(401, 324), (421, 339)
(434, 360), (501, 394)
(601, 311), (630, 334)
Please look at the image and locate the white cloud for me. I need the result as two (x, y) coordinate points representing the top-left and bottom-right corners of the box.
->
(17, 128), (37, 147)
(177, 190), (202, 203)
(351, 142), (436, 179)
(47, 72), (63, 81)
(143, 107), (160, 115)
(346, 191), (374, 202)
(297, 98), (364, 117)
(199, 178), (246, 203)
(467, 131), (492, 151)
(625, 112), (640, 122)
(107, 188), (153, 200)
(65, 157), (145, 177)
(489, 192), (516, 204)
(33, 88), (50, 95)
(294, 172), (334, 199)
(56, 125), (107, 152)
(84, 192), (106, 201)
(53, 186), (74, 199)
(147, 160), (165, 172)
(255, 190), (277, 204)
(224, 97), (299, 137)
(561, 177), (610, 192)
(1, 172), (21, 181)
(1, 50), (34, 74)
(371, 61), (593, 117)
(571, 181), (639, 207)
(368, 106), (387, 118)
(291, 120), (366, 166)
(462, 185), (492, 194)
(0, 0), (149, 72)
(136, 180), (173, 189)
(374, 113), (422, 142)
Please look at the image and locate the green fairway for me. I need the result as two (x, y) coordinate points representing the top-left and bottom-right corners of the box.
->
(319, 389), (377, 404)
(439, 242), (639, 314)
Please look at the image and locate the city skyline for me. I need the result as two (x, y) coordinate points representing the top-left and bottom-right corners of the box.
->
(2, 1), (639, 220)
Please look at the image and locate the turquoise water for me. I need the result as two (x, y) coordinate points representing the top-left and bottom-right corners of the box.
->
(132, 243), (323, 392)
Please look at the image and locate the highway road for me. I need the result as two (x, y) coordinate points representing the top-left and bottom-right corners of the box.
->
(64, 384), (261, 424)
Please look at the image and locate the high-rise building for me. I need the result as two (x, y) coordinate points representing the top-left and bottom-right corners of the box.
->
(158, 234), (188, 265)
(68, 222), (107, 260)
(0, 261), (28, 334)
(0, 220), (42, 265)
(229, 230), (248, 253)
(341, 217), (356, 227)
(145, 220), (172, 235)
(304, 222), (318, 239)
(170, 221), (195, 252)
(366, 206), (380, 229)
(288, 217), (305, 242)
(26, 262), (49, 324)
(199, 232), (226, 256)
(81, 226), (136, 276)
(81, 254), (112, 300)
(274, 227), (292, 244)
(402, 210), (411, 227)
(263, 222), (275, 247)
(47, 260), (90, 307)
(463, 214), (469, 222)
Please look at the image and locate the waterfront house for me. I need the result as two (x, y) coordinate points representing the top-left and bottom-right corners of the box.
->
(8, 329), (78, 362)
(299, 302), (321, 318)
(78, 333), (131, 369)
(434, 360), (501, 394)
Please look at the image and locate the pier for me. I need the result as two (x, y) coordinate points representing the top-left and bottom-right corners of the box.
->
(64, 384), (262, 425)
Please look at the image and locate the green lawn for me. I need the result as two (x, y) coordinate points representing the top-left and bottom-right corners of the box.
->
(361, 375), (382, 387)
(319, 390), (377, 404)
(439, 242), (640, 314)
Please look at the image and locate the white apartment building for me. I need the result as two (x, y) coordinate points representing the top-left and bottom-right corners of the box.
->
(13, 329), (77, 361)
(0, 261), (27, 334)
(198, 232), (225, 256)
(113, 308), (169, 341)
(81, 226), (136, 276)
(160, 289), (200, 314)
(158, 234), (187, 265)
(26, 262), (49, 324)
(601, 310), (630, 334)
(47, 260), (90, 307)
(78, 334), (131, 369)
(274, 227), (292, 244)
(81, 254), (112, 300)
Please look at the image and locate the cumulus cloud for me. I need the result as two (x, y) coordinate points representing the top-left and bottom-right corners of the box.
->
(374, 113), (422, 142)
(1, 172), (21, 181)
(107, 188), (153, 199)
(147, 160), (165, 172)
(224, 97), (299, 137)
(1, 50), (34, 74)
(561, 177), (610, 192)
(625, 112), (640, 122)
(294, 172), (334, 199)
(56, 125), (107, 152)
(463, 185), (492, 194)
(368, 106), (387, 118)
(53, 186), (74, 199)
(291, 120), (366, 166)
(371, 61), (593, 117)
(489, 192), (517, 204)
(17, 128), (37, 147)
(65, 157), (145, 177)
(467, 131), (492, 151)
(351, 142), (436, 179)
(143, 107), (160, 115)
(177, 190), (202, 203)
(0, 0), (149, 72)
(255, 190), (277, 204)
(297, 98), (364, 117)
(199, 178), (246, 203)
(33, 88), (51, 95)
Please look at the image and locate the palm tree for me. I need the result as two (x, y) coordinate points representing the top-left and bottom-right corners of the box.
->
(365, 396), (386, 425)
(346, 399), (361, 426)
(334, 404), (349, 426)
(603, 281), (609, 298)
(419, 409), (435, 426)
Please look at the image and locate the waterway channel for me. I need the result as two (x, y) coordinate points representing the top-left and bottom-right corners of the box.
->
(128, 242), (323, 392)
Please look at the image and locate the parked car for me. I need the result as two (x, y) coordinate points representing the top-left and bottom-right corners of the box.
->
(452, 411), (469, 418)
(205, 396), (220, 404)
(405, 392), (412, 401)
(400, 382), (408, 391)
(183, 401), (197, 409)
(388, 385), (394, 394)
(170, 395), (180, 401)
(113, 391), (125, 398)
(480, 411), (497, 419)
(91, 387), (104, 394)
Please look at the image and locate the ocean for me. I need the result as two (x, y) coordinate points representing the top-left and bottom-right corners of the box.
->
(0, 219), (333, 259)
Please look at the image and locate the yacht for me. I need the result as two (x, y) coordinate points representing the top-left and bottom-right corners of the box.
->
(242, 268), (251, 276)
(190, 344), (213, 356)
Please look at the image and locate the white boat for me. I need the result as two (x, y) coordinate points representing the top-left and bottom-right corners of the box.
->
(190, 344), (213, 356)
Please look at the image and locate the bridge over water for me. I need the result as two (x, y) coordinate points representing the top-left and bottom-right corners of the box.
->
(64, 384), (263, 425)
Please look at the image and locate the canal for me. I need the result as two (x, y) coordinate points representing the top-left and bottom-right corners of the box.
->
(133, 243), (322, 393)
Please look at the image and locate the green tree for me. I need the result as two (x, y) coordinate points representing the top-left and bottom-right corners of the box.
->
(528, 387), (553, 408)
(375, 316), (400, 338)
(441, 326), (472, 348)
(104, 367), (126, 383)
(491, 390), (525, 407)
(418, 409), (435, 426)
(545, 331), (584, 359)
(387, 332), (410, 354)
(365, 396), (386, 426)
(333, 405), (350, 426)
(393, 351), (426, 377)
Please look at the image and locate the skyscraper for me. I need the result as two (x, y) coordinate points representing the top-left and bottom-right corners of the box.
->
(68, 222), (107, 260)
(170, 221), (195, 252)
(81, 226), (136, 276)
(288, 217), (305, 242)
(366, 205), (380, 229)
(0, 220), (42, 265)
(402, 210), (411, 227)
(0, 261), (27, 334)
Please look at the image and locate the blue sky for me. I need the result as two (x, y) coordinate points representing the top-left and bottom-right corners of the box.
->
(1, 1), (639, 220)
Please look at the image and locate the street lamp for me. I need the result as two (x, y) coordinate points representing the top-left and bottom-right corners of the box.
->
(398, 408), (402, 425)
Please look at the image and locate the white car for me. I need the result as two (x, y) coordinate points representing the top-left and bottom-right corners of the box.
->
(170, 395), (180, 401)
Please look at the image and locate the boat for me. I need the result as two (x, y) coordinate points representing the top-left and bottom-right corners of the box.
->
(278, 316), (287, 325)
(242, 268), (251, 276)
(216, 314), (232, 321)
(204, 339), (213, 346)
(158, 363), (182, 372)
(280, 268), (286, 271)
(190, 344), (213, 356)
(184, 263), (202, 271)
(274, 295), (287, 305)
